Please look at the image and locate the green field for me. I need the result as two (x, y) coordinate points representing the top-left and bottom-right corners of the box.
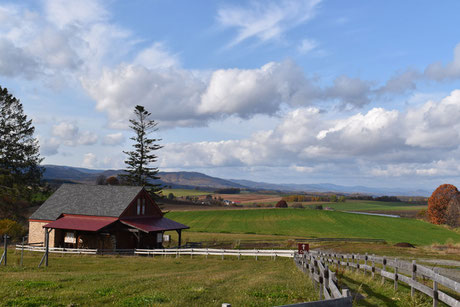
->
(0, 252), (316, 306)
(166, 208), (460, 246)
(160, 188), (210, 197)
(0, 251), (440, 306)
(306, 200), (426, 212)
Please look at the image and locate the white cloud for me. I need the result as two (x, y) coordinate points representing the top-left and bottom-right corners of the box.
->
(82, 64), (207, 129)
(82, 152), (97, 168)
(134, 42), (180, 70)
(199, 60), (317, 117)
(404, 90), (460, 149)
(326, 75), (372, 109)
(44, 0), (108, 29)
(158, 90), (460, 182)
(52, 122), (98, 146)
(102, 133), (124, 145)
(218, 0), (321, 46)
(38, 136), (60, 156)
(425, 42), (460, 81)
(298, 39), (318, 54)
(0, 39), (40, 78)
(376, 69), (420, 95)
(0, 0), (131, 83)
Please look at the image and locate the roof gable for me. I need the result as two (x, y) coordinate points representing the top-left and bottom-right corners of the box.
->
(30, 184), (144, 220)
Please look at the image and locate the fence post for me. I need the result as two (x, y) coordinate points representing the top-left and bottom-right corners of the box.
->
(371, 254), (375, 278)
(411, 260), (416, 298)
(20, 236), (26, 266)
(324, 264), (329, 298)
(319, 266), (324, 299)
(394, 260), (398, 292)
(433, 268), (438, 307)
(364, 253), (368, 275)
(382, 256), (386, 285)
(0, 234), (7, 266)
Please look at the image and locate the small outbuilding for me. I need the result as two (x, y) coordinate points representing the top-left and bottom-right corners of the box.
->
(28, 184), (189, 249)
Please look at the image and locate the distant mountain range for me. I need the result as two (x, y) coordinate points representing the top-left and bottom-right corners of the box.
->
(42, 164), (430, 196)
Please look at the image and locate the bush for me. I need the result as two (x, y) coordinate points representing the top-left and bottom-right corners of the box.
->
(446, 195), (460, 227)
(275, 200), (288, 208)
(314, 205), (323, 210)
(428, 184), (459, 224)
(416, 209), (427, 220)
(167, 193), (175, 200)
(292, 203), (304, 209)
(0, 219), (26, 240)
(106, 176), (119, 185)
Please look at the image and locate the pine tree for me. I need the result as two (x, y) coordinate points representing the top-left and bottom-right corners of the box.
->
(0, 86), (43, 196)
(121, 105), (162, 191)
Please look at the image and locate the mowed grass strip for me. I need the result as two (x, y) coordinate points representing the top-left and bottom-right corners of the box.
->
(161, 189), (210, 197)
(0, 252), (316, 307)
(305, 200), (426, 212)
(166, 209), (460, 246)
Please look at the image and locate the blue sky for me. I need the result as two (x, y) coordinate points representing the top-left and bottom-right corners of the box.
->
(2, 0), (460, 191)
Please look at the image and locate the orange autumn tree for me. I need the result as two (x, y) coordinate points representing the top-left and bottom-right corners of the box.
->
(427, 184), (459, 224)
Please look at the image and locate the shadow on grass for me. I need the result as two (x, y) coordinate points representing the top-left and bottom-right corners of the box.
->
(341, 274), (397, 307)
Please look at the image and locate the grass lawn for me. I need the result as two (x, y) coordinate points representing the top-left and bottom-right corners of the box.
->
(166, 208), (460, 246)
(306, 200), (426, 212)
(160, 189), (211, 197)
(0, 251), (441, 306)
(0, 251), (316, 307)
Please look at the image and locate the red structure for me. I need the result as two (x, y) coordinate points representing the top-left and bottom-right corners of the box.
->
(29, 184), (189, 249)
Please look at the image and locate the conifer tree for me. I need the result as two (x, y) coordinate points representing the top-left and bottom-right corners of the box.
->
(121, 105), (162, 191)
(0, 86), (43, 196)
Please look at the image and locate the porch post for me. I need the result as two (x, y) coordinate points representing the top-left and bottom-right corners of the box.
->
(177, 229), (182, 248)
(45, 229), (49, 267)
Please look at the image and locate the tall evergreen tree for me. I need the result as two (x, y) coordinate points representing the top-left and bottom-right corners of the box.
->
(121, 105), (162, 191)
(0, 86), (43, 196)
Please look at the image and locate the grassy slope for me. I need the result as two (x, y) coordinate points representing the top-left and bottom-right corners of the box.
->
(308, 200), (426, 212)
(166, 208), (460, 246)
(0, 252), (316, 307)
(161, 189), (210, 197)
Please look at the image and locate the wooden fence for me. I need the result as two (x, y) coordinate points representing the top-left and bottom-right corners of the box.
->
(302, 250), (460, 307)
(294, 252), (352, 304)
(14, 245), (295, 259)
(135, 248), (295, 259)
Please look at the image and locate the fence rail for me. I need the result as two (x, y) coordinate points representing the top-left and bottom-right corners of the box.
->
(135, 248), (295, 259)
(15, 245), (97, 254)
(295, 238), (386, 243)
(304, 251), (460, 307)
(14, 245), (295, 258)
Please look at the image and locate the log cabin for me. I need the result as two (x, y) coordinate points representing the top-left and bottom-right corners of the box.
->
(28, 184), (189, 249)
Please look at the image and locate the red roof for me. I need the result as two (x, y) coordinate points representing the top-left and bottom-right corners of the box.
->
(44, 215), (117, 232)
(120, 217), (189, 233)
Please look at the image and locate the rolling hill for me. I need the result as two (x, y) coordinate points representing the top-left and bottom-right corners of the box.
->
(42, 164), (430, 196)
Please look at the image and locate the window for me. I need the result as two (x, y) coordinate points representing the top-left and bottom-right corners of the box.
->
(137, 199), (141, 215)
(64, 232), (76, 244)
(142, 199), (145, 215)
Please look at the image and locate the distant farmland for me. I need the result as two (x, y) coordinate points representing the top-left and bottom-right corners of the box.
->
(166, 208), (460, 246)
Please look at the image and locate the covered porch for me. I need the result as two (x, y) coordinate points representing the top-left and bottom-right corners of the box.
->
(44, 215), (189, 250)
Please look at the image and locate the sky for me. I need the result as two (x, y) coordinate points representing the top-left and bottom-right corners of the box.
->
(2, 0), (460, 191)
